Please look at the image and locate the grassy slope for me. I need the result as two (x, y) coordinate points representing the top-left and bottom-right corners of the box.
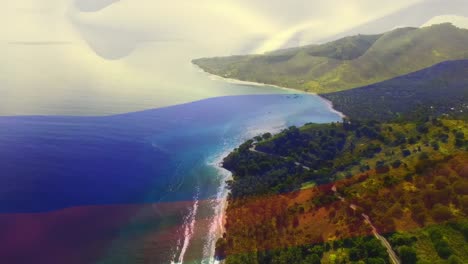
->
(193, 23), (468, 93)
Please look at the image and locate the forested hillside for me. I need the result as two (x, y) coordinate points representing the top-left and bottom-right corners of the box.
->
(321, 60), (468, 121)
(218, 119), (468, 263)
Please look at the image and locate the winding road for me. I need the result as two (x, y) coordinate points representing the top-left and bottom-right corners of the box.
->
(249, 143), (400, 264)
(332, 186), (401, 264)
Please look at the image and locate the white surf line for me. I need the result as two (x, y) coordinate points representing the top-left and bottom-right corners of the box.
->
(202, 147), (234, 264)
(194, 63), (303, 95)
(172, 186), (200, 264)
(195, 64), (347, 119)
(201, 127), (289, 264)
(319, 96), (347, 119)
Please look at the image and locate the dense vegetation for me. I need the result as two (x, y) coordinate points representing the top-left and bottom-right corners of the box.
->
(217, 118), (468, 263)
(321, 60), (468, 121)
(207, 22), (468, 263)
(217, 235), (390, 264)
(194, 24), (468, 93)
(384, 220), (468, 264)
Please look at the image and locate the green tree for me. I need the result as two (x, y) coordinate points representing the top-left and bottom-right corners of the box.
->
(448, 255), (463, 264)
(364, 239), (387, 259)
(389, 232), (416, 247)
(308, 245), (324, 258)
(262, 132), (272, 140)
(398, 246), (417, 264)
(272, 247), (302, 264)
(430, 229), (453, 259)
(303, 253), (321, 264)
(349, 247), (365, 261)
(367, 258), (386, 264)
(434, 240), (452, 259)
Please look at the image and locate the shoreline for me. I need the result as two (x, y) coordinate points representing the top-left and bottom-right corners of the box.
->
(319, 96), (347, 119)
(211, 152), (232, 237)
(204, 148), (234, 264)
(197, 65), (347, 263)
(195, 65), (347, 120)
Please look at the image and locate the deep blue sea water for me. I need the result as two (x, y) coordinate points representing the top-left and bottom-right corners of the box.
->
(0, 94), (341, 263)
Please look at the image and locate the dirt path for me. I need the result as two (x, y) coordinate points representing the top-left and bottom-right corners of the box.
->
(362, 214), (401, 264)
(332, 186), (401, 264)
(250, 144), (400, 263)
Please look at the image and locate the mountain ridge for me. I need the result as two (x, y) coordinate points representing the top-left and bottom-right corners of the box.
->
(193, 23), (468, 93)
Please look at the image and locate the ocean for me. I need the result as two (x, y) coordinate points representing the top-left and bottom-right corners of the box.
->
(0, 93), (341, 263)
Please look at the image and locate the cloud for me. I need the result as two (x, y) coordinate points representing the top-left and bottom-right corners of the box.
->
(67, 0), (278, 59)
(255, 0), (425, 53)
(318, 0), (468, 44)
(2, 0), (468, 115)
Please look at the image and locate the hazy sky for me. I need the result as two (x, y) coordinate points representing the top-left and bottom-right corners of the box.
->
(2, 0), (468, 115)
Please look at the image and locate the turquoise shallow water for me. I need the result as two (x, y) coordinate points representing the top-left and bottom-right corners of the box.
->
(0, 94), (341, 263)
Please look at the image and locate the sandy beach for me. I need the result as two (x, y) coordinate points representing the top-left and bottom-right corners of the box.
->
(203, 149), (234, 264)
(197, 65), (347, 120)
